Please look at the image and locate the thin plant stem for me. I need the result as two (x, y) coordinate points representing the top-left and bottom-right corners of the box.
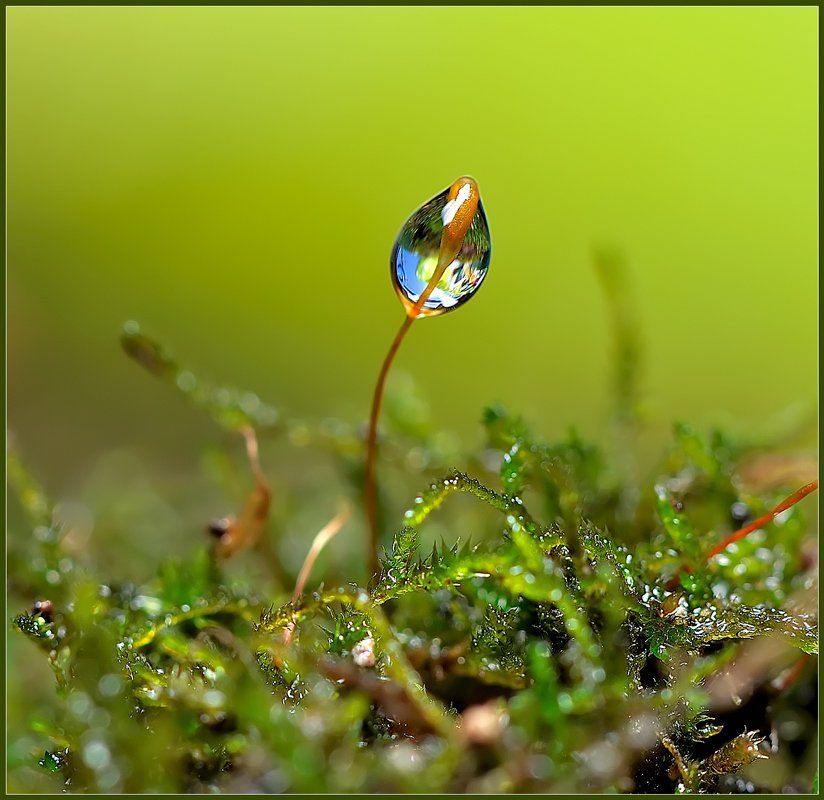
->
(240, 425), (266, 486)
(705, 479), (818, 562)
(131, 601), (256, 649)
(364, 177), (480, 576)
(283, 503), (351, 645)
(291, 504), (351, 604)
(364, 315), (414, 574)
(363, 272), (449, 573)
(214, 426), (273, 560)
(771, 653), (811, 695)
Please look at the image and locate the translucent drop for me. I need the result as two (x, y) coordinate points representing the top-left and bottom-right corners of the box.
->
(391, 177), (491, 317)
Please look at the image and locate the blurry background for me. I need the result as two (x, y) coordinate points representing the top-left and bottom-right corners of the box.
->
(7, 6), (817, 567)
(5, 9), (818, 786)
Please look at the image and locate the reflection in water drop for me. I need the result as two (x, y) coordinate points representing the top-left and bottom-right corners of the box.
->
(391, 183), (491, 317)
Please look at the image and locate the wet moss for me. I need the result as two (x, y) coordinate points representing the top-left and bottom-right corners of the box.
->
(7, 264), (818, 793)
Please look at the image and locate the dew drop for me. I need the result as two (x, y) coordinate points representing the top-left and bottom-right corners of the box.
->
(391, 177), (491, 317)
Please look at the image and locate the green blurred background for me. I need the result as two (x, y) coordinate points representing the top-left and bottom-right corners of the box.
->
(5, 9), (818, 786)
(7, 5), (817, 516)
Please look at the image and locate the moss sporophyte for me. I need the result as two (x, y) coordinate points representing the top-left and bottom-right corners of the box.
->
(9, 178), (820, 793)
(364, 177), (491, 574)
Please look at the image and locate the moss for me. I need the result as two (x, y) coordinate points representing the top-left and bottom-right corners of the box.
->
(7, 264), (817, 794)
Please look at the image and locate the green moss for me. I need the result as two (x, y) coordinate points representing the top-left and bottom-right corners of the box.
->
(8, 265), (817, 794)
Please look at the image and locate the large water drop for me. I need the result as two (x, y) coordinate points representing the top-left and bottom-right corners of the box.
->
(391, 179), (491, 317)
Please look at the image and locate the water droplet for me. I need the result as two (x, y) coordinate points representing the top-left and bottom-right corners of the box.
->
(391, 177), (491, 317)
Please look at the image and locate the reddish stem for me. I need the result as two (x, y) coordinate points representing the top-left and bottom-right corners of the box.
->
(362, 270), (450, 575)
(771, 653), (811, 696)
(705, 479), (818, 562)
(363, 178), (480, 577)
(364, 315), (414, 575)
